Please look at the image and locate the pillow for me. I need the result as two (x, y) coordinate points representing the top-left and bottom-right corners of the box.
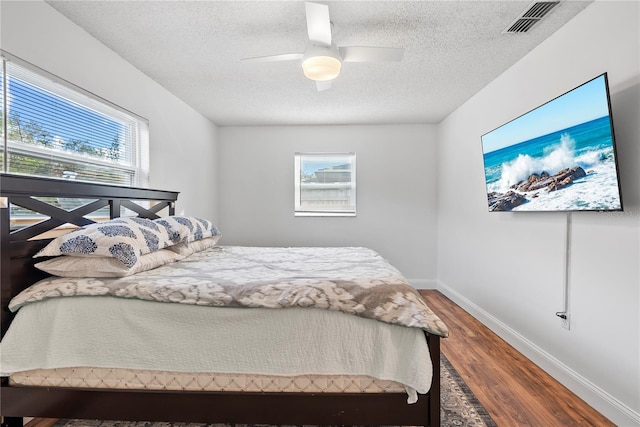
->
(35, 249), (183, 278)
(154, 216), (220, 243)
(166, 235), (222, 257)
(35, 217), (180, 267)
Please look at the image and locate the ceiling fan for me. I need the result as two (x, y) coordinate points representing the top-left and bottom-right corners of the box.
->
(241, 2), (405, 91)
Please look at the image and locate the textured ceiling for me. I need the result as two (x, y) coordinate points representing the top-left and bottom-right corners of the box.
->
(45, 0), (592, 126)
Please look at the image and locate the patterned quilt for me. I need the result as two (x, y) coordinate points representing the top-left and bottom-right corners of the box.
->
(11, 246), (449, 337)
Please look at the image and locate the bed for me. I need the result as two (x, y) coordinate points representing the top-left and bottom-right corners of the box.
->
(0, 173), (447, 427)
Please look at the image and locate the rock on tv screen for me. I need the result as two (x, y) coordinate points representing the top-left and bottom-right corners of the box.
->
(481, 73), (623, 212)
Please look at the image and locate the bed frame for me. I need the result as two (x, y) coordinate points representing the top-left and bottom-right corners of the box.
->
(0, 173), (441, 427)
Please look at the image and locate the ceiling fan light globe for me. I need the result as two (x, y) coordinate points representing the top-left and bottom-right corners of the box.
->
(302, 55), (342, 81)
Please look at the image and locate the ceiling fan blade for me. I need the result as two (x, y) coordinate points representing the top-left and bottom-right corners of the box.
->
(305, 2), (332, 46)
(339, 46), (405, 62)
(241, 53), (304, 63)
(315, 80), (332, 91)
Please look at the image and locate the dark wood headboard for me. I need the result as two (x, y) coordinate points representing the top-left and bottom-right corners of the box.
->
(0, 173), (179, 338)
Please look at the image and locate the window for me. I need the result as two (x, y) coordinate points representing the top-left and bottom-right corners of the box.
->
(294, 152), (356, 217)
(1, 52), (149, 187)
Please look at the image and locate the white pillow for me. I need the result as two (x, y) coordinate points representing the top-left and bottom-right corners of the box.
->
(35, 249), (183, 278)
(166, 235), (222, 257)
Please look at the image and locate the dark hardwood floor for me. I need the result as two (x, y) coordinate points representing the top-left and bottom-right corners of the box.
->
(420, 290), (614, 426)
(24, 290), (613, 427)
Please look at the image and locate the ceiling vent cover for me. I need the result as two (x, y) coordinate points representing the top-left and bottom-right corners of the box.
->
(505, 1), (560, 33)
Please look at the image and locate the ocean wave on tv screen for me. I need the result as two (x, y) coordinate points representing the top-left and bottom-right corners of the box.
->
(484, 116), (614, 190)
(495, 134), (580, 192)
(512, 160), (621, 211)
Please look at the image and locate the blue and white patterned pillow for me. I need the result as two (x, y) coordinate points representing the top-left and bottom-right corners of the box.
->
(35, 217), (178, 267)
(154, 216), (220, 244)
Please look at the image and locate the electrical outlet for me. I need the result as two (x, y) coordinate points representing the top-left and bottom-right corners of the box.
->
(561, 313), (570, 330)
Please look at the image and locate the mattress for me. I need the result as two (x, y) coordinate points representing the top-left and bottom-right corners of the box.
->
(10, 368), (406, 394)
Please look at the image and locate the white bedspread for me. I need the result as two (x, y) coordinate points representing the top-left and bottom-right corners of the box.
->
(0, 296), (432, 403)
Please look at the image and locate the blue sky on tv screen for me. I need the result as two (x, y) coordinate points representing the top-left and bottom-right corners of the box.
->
(482, 75), (610, 154)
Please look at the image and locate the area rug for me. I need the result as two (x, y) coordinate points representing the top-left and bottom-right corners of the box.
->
(52, 355), (496, 427)
(439, 354), (497, 427)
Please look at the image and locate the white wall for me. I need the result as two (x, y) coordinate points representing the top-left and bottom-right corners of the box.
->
(436, 1), (639, 425)
(0, 1), (219, 220)
(218, 125), (438, 285)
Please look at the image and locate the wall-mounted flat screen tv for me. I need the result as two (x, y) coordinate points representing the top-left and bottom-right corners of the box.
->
(481, 73), (623, 212)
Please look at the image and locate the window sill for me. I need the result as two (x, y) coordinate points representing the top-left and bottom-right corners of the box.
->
(294, 211), (356, 217)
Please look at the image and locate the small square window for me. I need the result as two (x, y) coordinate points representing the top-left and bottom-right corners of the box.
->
(294, 153), (356, 217)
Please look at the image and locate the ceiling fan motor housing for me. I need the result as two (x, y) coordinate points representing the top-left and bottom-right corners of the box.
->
(302, 43), (342, 81)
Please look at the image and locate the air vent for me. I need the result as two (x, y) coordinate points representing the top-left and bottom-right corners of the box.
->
(507, 18), (540, 33)
(504, 1), (561, 33)
(523, 2), (559, 18)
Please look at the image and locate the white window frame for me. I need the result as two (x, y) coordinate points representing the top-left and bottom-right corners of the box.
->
(294, 152), (356, 217)
(1, 51), (149, 187)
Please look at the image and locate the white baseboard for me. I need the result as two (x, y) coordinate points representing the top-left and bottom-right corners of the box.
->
(408, 278), (438, 289)
(436, 280), (640, 427)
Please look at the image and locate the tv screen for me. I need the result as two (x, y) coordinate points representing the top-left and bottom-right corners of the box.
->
(481, 73), (623, 212)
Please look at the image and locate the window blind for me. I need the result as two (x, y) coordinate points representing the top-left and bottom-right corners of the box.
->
(0, 53), (149, 187)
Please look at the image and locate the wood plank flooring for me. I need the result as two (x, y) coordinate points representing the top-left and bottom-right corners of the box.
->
(25, 290), (613, 427)
(420, 290), (614, 426)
